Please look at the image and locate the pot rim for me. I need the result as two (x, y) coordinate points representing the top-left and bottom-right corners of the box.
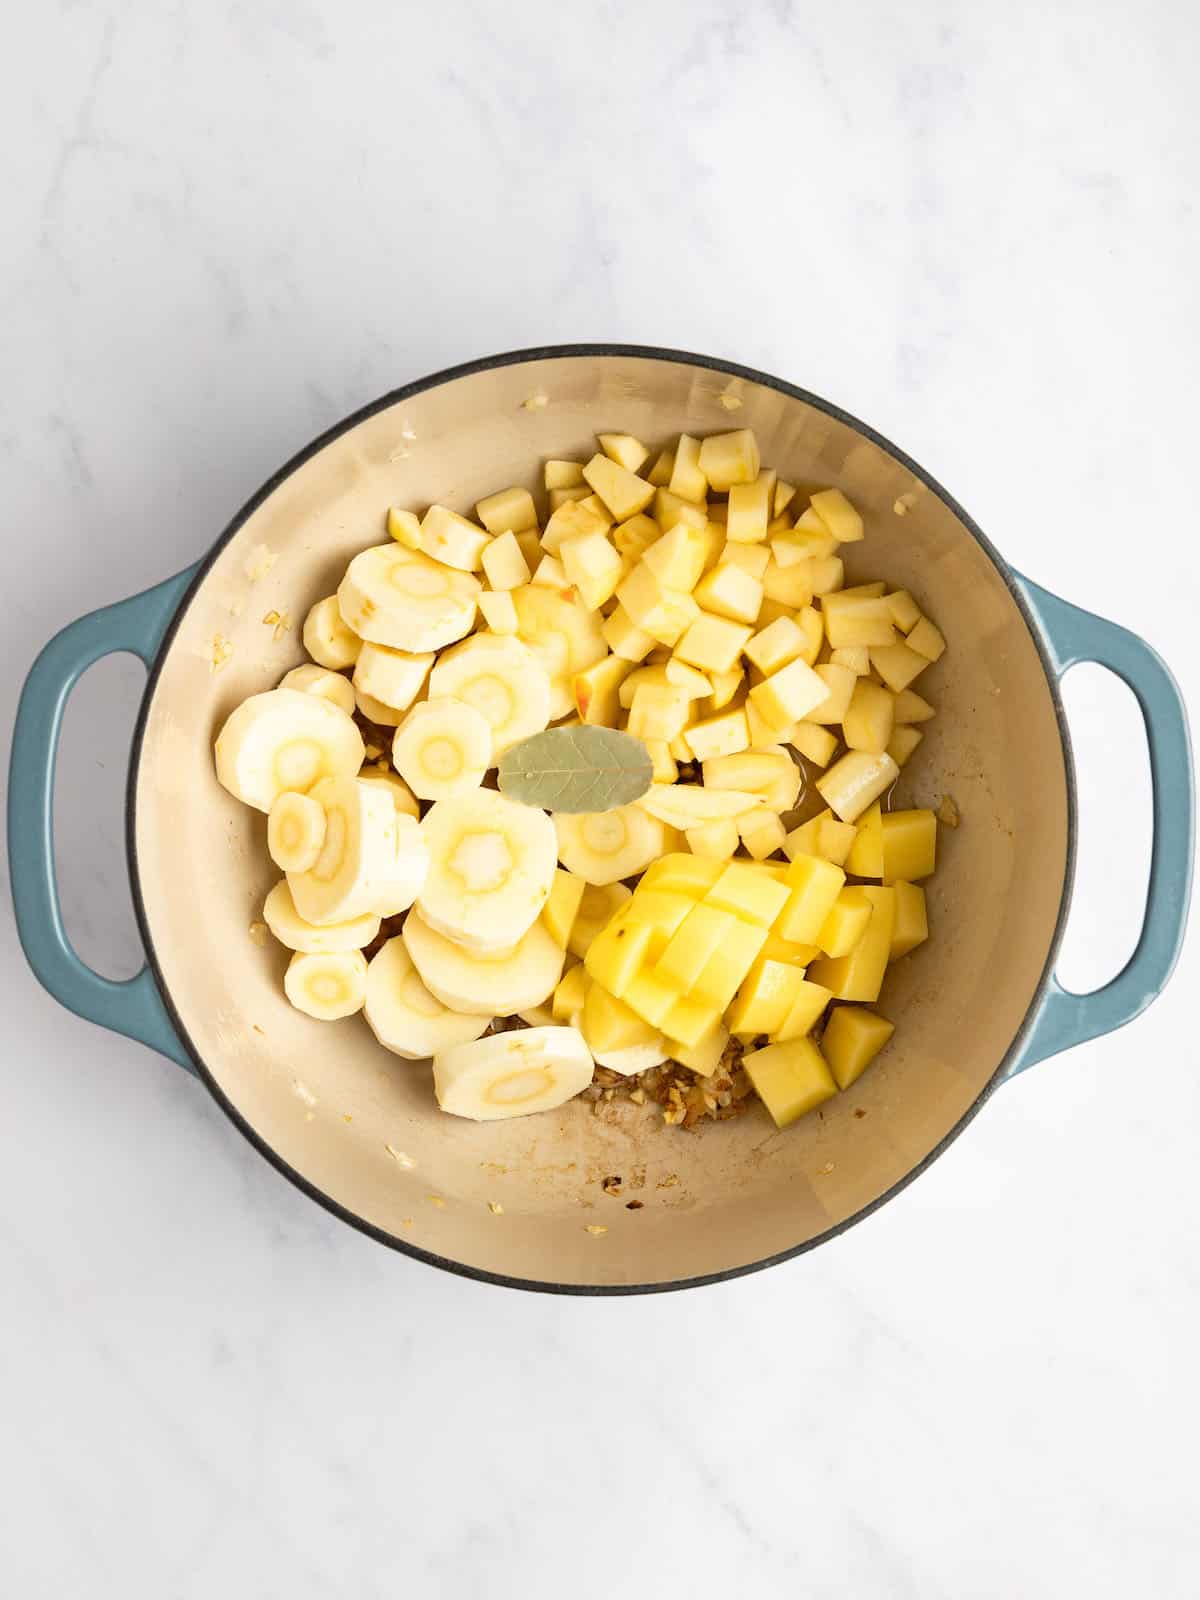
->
(126, 343), (1078, 1296)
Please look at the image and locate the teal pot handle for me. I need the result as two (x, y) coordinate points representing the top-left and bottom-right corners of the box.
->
(7, 566), (201, 1073)
(1007, 576), (1194, 1076)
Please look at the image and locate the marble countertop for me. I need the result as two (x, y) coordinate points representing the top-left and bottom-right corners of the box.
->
(3, 4), (1198, 1595)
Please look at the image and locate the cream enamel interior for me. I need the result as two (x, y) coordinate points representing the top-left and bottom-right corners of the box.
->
(133, 353), (1069, 1289)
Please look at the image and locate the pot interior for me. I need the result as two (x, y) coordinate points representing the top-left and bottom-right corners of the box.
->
(133, 351), (1069, 1289)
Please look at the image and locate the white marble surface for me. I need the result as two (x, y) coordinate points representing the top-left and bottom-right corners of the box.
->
(3, 4), (1199, 1595)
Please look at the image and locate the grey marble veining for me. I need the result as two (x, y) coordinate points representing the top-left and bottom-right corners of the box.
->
(2, 3), (1198, 1596)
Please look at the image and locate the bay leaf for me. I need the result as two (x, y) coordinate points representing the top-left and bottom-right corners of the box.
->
(497, 725), (653, 814)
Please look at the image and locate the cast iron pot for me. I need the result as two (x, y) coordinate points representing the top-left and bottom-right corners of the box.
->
(9, 347), (1195, 1293)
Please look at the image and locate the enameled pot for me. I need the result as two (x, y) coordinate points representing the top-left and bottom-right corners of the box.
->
(9, 347), (1195, 1293)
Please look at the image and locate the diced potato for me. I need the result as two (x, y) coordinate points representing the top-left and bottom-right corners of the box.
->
(532, 554), (569, 589)
(629, 887), (699, 940)
(616, 563), (699, 645)
(830, 646), (870, 675)
(761, 559), (814, 608)
(567, 881), (632, 960)
(845, 802), (883, 878)
(839, 582), (887, 599)
(693, 561), (764, 624)
(772, 978), (834, 1043)
(541, 495), (611, 555)
(795, 605), (824, 667)
(743, 1037), (837, 1127)
(560, 531), (623, 609)
(816, 750), (900, 824)
(704, 664), (744, 711)
(702, 748), (791, 795)
(885, 590), (922, 632)
(785, 721), (834, 769)
(665, 658), (713, 697)
(654, 487), (708, 532)
(647, 448), (675, 487)
(574, 653), (633, 727)
(750, 657), (832, 731)
(843, 679), (896, 755)
(476, 485), (538, 535)
(685, 816), (741, 860)
(893, 688), (936, 723)
(515, 529), (542, 572)
(646, 739), (677, 783)
(907, 617), (946, 662)
(582, 909), (653, 997)
(808, 887), (896, 1003)
(758, 927), (818, 964)
(667, 1019), (728, 1077)
(809, 488), (864, 544)
(704, 861), (791, 927)
(822, 594), (898, 650)
(627, 682), (691, 742)
(755, 597), (793, 629)
(817, 886), (873, 957)
(541, 869), (587, 947)
(387, 507), (422, 549)
(481, 529), (532, 591)
(727, 959), (806, 1036)
(552, 962), (590, 1023)
(881, 809), (937, 882)
(420, 505), (491, 570)
(723, 541), (772, 579)
(726, 478), (772, 543)
(800, 663), (857, 726)
(808, 555), (845, 595)
(698, 429), (760, 491)
(545, 460), (586, 490)
(478, 590), (518, 634)
(617, 665), (673, 707)
(692, 920), (770, 1011)
(661, 994), (722, 1047)
(548, 485), (591, 510)
(611, 513), (661, 562)
(739, 810), (787, 860)
(870, 641), (929, 693)
(641, 853), (723, 897)
(668, 733), (693, 764)
(784, 808), (856, 868)
(624, 967), (685, 1029)
(602, 604), (657, 662)
(744, 616), (806, 675)
(746, 699), (782, 749)
(822, 1005), (894, 1090)
(582, 453), (656, 522)
(774, 480), (797, 518)
(775, 854), (846, 944)
(675, 613), (754, 674)
(597, 433), (649, 473)
(577, 494), (614, 529)
(643, 524), (709, 592)
(890, 880), (929, 960)
(684, 707), (750, 762)
(789, 512), (840, 558)
(669, 434), (708, 503)
(887, 725), (924, 767)
(582, 981), (659, 1054)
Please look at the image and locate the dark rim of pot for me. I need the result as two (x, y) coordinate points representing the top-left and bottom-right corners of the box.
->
(126, 343), (1078, 1297)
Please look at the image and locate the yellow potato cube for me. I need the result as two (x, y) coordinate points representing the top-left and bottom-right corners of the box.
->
(881, 809), (937, 882)
(552, 963), (590, 1022)
(647, 448), (675, 486)
(643, 523), (709, 592)
(775, 854), (846, 944)
(532, 553), (569, 590)
(816, 750), (900, 824)
(478, 590), (519, 634)
(809, 487), (864, 543)
(476, 485), (538, 536)
(693, 561), (764, 624)
(893, 688), (935, 723)
(387, 507), (422, 549)
(582, 981), (659, 1053)
(645, 739), (678, 784)
(702, 748), (790, 793)
(817, 886), (873, 957)
(616, 665), (674, 708)
(739, 810), (787, 860)
(704, 861), (791, 927)
(772, 979), (834, 1043)
(582, 453), (656, 521)
(515, 529), (543, 571)
(685, 815), (740, 859)
(890, 880), (929, 960)
(665, 658), (713, 697)
(822, 594), (898, 650)
(602, 604), (657, 663)
(667, 1019), (729, 1077)
(845, 801), (884, 878)
(684, 707), (750, 763)
(668, 733), (694, 765)
(784, 808), (856, 868)
(808, 887), (896, 1002)
(887, 725), (924, 767)
(545, 460), (586, 490)
(542, 869), (587, 946)
(668, 434), (708, 503)
(727, 958), (807, 1036)
(885, 590), (922, 632)
(757, 928), (817, 964)
(726, 477), (771, 543)
(481, 529), (532, 591)
(907, 616), (946, 662)
(641, 853), (723, 896)
(547, 486), (590, 511)
(722, 541), (772, 579)
(560, 531), (623, 609)
(870, 641), (929, 693)
(750, 657), (832, 731)
(789, 721), (838, 768)
(611, 513), (661, 562)
(675, 613), (754, 674)
(627, 888), (698, 938)
(692, 920), (769, 1010)
(744, 700), (780, 749)
(566, 882), (632, 959)
(843, 679), (896, 755)
(769, 531), (815, 569)
(788, 512), (839, 558)
(622, 967), (683, 1029)
(774, 480), (797, 518)
(583, 910), (654, 997)
(574, 653), (633, 726)
(616, 563), (699, 645)
(703, 664), (745, 711)
(420, 506), (491, 570)
(653, 901), (737, 988)
(597, 433), (649, 473)
(661, 995), (721, 1047)
(761, 559), (815, 608)
(801, 663), (857, 726)
(744, 615), (807, 675)
(822, 1005), (895, 1090)
(743, 1037), (837, 1127)
(793, 604), (823, 666)
(654, 487), (708, 532)
(809, 555), (845, 596)
(577, 494), (614, 529)
(698, 429), (761, 491)
(627, 682), (691, 742)
(830, 646), (870, 675)
(840, 582), (887, 599)
(542, 495), (611, 555)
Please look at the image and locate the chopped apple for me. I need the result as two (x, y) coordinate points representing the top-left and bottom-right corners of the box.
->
(598, 433), (649, 473)
(693, 561), (764, 624)
(809, 488), (864, 543)
(698, 429), (761, 491)
(476, 485), (538, 535)
(669, 434), (708, 502)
